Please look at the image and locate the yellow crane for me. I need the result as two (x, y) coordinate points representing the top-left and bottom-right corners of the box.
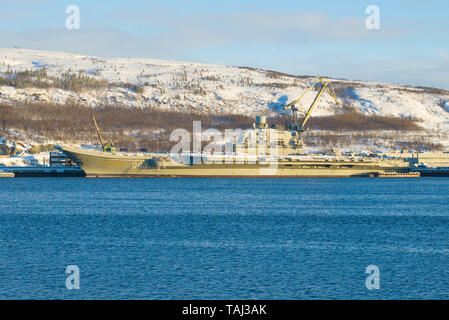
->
(91, 113), (115, 152)
(284, 76), (341, 133)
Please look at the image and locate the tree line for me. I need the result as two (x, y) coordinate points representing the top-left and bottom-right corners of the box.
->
(0, 101), (424, 152)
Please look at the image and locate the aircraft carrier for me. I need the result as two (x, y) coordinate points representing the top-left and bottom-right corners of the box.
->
(56, 145), (413, 178)
(57, 77), (416, 178)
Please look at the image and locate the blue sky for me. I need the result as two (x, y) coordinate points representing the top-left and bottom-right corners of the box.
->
(1, 0), (448, 89)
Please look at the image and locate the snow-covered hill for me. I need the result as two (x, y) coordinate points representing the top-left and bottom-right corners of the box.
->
(1, 48), (449, 132)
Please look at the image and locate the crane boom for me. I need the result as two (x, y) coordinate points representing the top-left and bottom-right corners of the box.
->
(284, 77), (321, 110)
(91, 113), (105, 149)
(301, 85), (326, 127)
(284, 77), (341, 132)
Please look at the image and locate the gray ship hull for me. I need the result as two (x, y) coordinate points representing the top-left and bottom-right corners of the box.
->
(58, 146), (412, 178)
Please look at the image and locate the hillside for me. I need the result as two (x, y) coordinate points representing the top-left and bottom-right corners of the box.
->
(0, 48), (449, 157)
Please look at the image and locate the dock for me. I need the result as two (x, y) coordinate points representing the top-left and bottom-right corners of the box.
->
(378, 171), (420, 178)
(0, 166), (85, 177)
(0, 151), (85, 177)
(413, 167), (449, 177)
(0, 172), (15, 178)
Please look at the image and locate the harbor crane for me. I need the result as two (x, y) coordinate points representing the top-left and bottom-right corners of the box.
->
(91, 113), (115, 152)
(283, 76), (341, 134)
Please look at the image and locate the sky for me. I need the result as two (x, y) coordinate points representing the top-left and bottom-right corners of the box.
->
(0, 0), (448, 89)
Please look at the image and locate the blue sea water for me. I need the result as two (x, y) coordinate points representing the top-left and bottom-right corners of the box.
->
(1, 177), (449, 299)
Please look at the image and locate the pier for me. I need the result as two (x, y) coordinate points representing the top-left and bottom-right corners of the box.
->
(0, 151), (85, 177)
(413, 167), (449, 177)
(0, 166), (85, 177)
(0, 172), (14, 178)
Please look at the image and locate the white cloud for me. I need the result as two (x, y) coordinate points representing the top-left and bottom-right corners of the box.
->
(0, 27), (177, 59)
(438, 49), (449, 61)
(0, 7), (446, 90)
(283, 54), (449, 90)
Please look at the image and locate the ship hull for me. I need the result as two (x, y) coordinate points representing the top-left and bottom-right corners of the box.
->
(58, 146), (412, 178)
